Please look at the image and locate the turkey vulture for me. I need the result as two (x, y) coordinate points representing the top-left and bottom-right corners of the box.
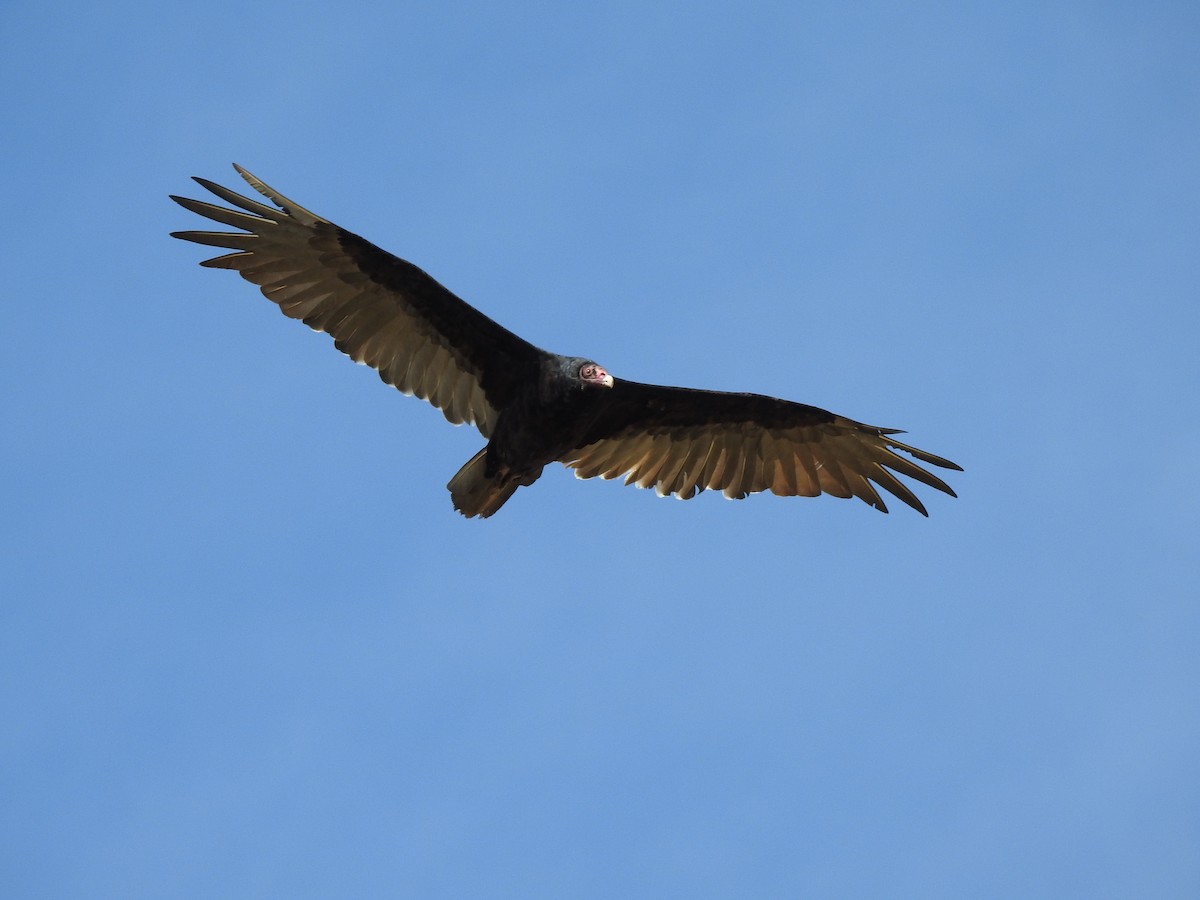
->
(171, 166), (960, 518)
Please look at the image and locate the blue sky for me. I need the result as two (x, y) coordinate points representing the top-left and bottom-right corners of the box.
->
(2, 1), (1198, 896)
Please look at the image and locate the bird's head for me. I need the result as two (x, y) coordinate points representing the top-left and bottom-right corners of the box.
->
(577, 360), (614, 389)
(544, 355), (614, 400)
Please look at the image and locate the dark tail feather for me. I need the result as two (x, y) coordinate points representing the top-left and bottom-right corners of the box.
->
(447, 449), (518, 518)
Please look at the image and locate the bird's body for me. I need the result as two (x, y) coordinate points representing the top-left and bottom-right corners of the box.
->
(172, 166), (960, 518)
(451, 355), (616, 517)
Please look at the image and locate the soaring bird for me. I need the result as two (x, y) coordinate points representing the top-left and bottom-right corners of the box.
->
(171, 166), (960, 518)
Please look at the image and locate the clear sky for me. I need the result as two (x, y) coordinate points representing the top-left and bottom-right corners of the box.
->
(3, 1), (1198, 897)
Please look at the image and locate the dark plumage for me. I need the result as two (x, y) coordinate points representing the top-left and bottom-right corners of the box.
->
(171, 166), (961, 518)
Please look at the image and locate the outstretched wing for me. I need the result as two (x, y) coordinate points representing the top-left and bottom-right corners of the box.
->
(171, 165), (542, 436)
(563, 380), (960, 515)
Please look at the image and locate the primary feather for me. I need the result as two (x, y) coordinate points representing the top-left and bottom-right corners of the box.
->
(172, 166), (961, 518)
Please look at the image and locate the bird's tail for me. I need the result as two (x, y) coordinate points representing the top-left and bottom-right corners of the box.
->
(447, 449), (519, 518)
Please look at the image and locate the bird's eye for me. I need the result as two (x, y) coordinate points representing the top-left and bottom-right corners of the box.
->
(581, 365), (595, 378)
